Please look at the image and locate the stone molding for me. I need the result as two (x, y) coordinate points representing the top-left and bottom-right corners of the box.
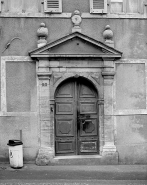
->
(102, 143), (117, 152)
(37, 72), (52, 79)
(0, 56), (33, 115)
(101, 60), (117, 160)
(101, 71), (115, 79)
(0, 13), (146, 19)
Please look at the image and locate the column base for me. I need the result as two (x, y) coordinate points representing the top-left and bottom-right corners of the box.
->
(102, 144), (119, 164)
(36, 148), (54, 166)
(102, 143), (117, 152)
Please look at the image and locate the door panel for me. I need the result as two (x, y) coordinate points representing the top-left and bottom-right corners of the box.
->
(79, 102), (97, 114)
(55, 80), (76, 155)
(56, 140), (75, 154)
(56, 119), (74, 136)
(56, 102), (74, 114)
(79, 140), (98, 153)
(78, 80), (98, 155)
(79, 84), (96, 97)
(56, 83), (74, 98)
(79, 118), (97, 136)
(55, 78), (99, 155)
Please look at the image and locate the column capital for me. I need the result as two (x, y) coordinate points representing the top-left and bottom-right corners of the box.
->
(102, 57), (115, 62)
(37, 72), (52, 80)
(101, 71), (115, 79)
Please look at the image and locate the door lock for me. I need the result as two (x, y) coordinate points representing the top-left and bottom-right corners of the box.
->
(77, 114), (90, 125)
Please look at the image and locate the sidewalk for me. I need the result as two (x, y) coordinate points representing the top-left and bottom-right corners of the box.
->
(0, 163), (147, 184)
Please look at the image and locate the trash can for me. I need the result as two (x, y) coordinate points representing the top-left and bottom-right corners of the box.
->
(7, 140), (23, 168)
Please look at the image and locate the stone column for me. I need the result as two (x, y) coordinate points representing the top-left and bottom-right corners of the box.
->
(36, 59), (53, 165)
(101, 59), (118, 164)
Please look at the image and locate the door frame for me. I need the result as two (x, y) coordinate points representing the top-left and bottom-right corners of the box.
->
(51, 74), (103, 155)
(29, 31), (121, 165)
(35, 59), (118, 165)
(54, 77), (100, 156)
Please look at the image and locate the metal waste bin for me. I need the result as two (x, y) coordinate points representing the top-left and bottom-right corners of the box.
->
(7, 140), (23, 168)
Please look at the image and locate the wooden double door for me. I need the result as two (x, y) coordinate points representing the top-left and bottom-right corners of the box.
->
(55, 77), (99, 155)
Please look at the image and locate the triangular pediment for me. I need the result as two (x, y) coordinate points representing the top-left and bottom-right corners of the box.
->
(29, 32), (122, 58)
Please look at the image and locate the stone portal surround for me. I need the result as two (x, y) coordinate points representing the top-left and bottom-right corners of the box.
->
(35, 59), (54, 165)
(101, 59), (118, 164)
(35, 58), (118, 165)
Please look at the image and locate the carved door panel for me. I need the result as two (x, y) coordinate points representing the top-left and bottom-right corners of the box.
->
(77, 79), (99, 154)
(55, 78), (99, 155)
(55, 79), (76, 155)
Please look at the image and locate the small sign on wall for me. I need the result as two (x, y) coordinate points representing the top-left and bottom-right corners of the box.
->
(42, 83), (48, 87)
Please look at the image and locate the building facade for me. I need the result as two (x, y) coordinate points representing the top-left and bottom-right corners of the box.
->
(0, 0), (147, 165)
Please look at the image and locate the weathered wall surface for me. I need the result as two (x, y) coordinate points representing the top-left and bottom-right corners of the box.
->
(0, 17), (147, 164)
(0, 115), (39, 162)
(0, 0), (145, 15)
(115, 63), (146, 110)
(6, 61), (37, 112)
(0, 59), (38, 162)
(0, 18), (147, 59)
(116, 115), (147, 164)
(115, 60), (147, 164)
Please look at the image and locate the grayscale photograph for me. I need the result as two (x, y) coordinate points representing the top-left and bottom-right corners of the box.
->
(0, 0), (147, 184)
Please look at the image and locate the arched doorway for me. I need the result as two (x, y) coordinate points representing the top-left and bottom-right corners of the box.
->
(55, 77), (99, 156)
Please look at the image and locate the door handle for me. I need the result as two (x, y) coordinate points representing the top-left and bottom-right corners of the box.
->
(78, 114), (90, 119)
(77, 114), (90, 125)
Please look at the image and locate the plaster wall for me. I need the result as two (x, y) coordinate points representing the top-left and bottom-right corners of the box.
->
(115, 63), (146, 110)
(0, 18), (146, 59)
(0, 17), (147, 164)
(0, 115), (39, 162)
(6, 61), (37, 112)
(116, 115), (147, 164)
(115, 60), (147, 164)
(0, 58), (38, 162)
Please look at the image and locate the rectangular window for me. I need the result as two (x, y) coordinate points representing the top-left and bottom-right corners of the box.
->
(126, 0), (140, 13)
(44, 0), (62, 13)
(110, 0), (123, 13)
(90, 0), (107, 13)
(110, 0), (144, 14)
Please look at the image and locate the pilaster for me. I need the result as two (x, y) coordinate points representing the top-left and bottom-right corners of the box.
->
(36, 59), (53, 165)
(101, 59), (118, 164)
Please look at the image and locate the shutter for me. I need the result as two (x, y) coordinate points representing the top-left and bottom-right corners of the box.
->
(44, 0), (62, 13)
(90, 0), (107, 13)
